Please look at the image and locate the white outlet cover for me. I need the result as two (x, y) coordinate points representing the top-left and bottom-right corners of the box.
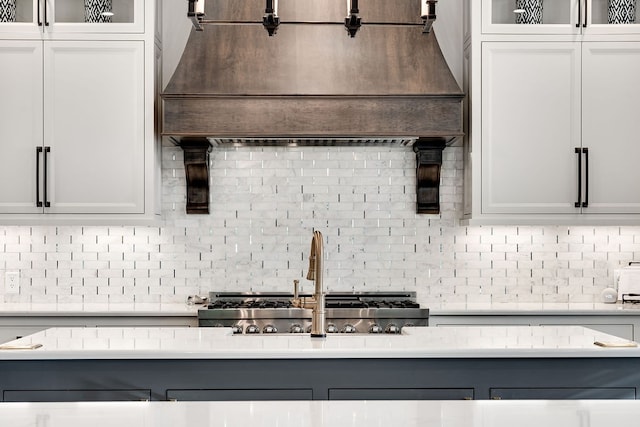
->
(4, 271), (20, 294)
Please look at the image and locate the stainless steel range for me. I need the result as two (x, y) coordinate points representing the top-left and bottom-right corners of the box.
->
(198, 291), (429, 334)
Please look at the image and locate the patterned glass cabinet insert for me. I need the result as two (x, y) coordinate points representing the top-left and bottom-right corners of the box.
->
(0, 0), (17, 22)
(0, 0), (143, 33)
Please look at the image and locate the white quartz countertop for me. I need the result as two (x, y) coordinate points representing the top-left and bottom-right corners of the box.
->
(0, 302), (200, 317)
(428, 301), (640, 316)
(1, 400), (640, 427)
(1, 325), (639, 360)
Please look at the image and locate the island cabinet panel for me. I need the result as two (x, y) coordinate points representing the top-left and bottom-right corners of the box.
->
(1, 358), (640, 402)
(166, 389), (313, 401)
(328, 388), (474, 400)
(489, 388), (637, 400)
(3, 389), (151, 402)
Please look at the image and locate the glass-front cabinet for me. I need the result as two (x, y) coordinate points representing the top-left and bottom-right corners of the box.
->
(0, 0), (143, 34)
(482, 0), (640, 34)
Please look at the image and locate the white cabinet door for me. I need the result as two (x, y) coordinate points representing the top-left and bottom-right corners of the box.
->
(481, 42), (582, 214)
(581, 42), (640, 214)
(43, 40), (145, 214)
(0, 40), (43, 214)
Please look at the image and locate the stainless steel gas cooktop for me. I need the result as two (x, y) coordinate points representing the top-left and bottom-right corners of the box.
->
(198, 291), (429, 335)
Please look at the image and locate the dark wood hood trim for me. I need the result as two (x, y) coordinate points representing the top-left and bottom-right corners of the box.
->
(163, 96), (463, 139)
(176, 138), (213, 214)
(414, 138), (447, 215)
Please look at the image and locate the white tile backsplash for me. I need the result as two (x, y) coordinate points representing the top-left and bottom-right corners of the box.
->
(1, 144), (640, 305)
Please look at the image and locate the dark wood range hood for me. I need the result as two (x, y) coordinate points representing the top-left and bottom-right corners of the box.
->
(162, 0), (464, 214)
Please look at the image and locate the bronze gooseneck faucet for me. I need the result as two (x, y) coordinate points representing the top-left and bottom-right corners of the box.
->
(292, 230), (326, 337)
(307, 230), (326, 337)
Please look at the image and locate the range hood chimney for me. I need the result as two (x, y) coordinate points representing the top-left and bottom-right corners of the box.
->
(162, 0), (464, 214)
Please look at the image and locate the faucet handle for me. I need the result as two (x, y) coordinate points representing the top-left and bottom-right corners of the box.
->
(293, 279), (299, 299)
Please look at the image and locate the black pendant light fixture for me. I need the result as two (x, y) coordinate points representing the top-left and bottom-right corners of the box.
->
(421, 0), (437, 33)
(187, 0), (204, 31)
(344, 0), (362, 38)
(262, 0), (280, 36)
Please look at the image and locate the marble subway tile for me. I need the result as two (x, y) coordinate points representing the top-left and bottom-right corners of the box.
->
(1, 147), (639, 303)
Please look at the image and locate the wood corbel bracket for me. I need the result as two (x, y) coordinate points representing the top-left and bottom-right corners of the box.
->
(413, 138), (446, 214)
(176, 137), (212, 214)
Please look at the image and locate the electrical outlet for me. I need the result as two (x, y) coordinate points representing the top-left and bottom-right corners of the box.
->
(4, 271), (20, 294)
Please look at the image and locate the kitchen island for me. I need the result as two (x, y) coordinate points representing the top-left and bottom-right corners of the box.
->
(2, 400), (640, 427)
(1, 326), (640, 401)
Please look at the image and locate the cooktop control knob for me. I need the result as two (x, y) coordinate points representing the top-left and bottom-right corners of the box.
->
(246, 324), (260, 334)
(263, 324), (278, 334)
(385, 324), (400, 334)
(369, 324), (383, 334)
(231, 325), (243, 334)
(326, 324), (338, 334)
(290, 324), (304, 334)
(341, 324), (357, 334)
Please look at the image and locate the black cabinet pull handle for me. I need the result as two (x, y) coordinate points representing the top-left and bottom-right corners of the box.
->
(43, 146), (51, 208)
(36, 147), (43, 207)
(574, 147), (582, 208)
(582, 147), (589, 207)
(576, 0), (582, 28)
(44, 0), (49, 26)
(37, 0), (42, 26)
(583, 0), (588, 27)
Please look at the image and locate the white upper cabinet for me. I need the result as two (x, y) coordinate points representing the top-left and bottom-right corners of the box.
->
(0, 0), (159, 224)
(482, 0), (640, 35)
(465, 0), (640, 224)
(0, 0), (144, 35)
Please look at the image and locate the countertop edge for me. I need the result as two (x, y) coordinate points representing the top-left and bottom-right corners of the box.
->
(2, 347), (639, 360)
(1, 325), (639, 361)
